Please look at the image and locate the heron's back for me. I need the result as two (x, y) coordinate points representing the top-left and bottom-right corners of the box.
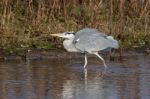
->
(73, 28), (119, 53)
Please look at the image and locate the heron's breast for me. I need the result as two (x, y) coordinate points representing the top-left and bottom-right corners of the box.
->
(63, 40), (79, 52)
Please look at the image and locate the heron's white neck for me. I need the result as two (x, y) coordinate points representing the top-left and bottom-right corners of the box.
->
(63, 37), (78, 52)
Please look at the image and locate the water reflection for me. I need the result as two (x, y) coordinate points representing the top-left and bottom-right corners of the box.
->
(0, 54), (150, 99)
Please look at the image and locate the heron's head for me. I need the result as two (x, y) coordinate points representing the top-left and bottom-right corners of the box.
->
(50, 31), (75, 39)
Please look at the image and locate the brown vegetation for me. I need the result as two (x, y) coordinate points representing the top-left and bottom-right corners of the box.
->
(0, 0), (150, 53)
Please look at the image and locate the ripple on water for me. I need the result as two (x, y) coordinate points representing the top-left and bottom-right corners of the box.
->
(0, 54), (150, 99)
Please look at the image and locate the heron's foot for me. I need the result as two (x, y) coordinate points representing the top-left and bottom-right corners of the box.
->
(98, 68), (109, 77)
(103, 61), (108, 69)
(84, 64), (87, 69)
(104, 67), (108, 73)
(102, 63), (107, 72)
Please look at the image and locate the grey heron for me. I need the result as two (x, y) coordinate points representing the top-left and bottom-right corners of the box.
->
(51, 28), (119, 69)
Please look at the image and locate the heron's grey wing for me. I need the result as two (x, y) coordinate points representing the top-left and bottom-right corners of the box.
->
(75, 28), (107, 37)
(74, 34), (110, 53)
(73, 28), (118, 53)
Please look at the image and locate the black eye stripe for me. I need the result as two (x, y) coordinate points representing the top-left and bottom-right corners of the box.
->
(65, 32), (75, 35)
(65, 33), (70, 35)
(66, 33), (71, 34)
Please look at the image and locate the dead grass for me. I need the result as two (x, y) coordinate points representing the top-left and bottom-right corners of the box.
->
(0, 0), (150, 53)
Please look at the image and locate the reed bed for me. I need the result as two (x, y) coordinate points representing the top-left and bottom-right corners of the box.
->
(0, 0), (149, 53)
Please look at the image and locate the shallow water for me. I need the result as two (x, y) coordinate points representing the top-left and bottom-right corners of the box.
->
(0, 54), (150, 99)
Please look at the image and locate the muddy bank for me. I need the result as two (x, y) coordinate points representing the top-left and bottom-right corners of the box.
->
(0, 46), (149, 61)
(0, 49), (91, 60)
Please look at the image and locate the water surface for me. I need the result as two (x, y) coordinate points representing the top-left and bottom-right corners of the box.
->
(0, 54), (150, 99)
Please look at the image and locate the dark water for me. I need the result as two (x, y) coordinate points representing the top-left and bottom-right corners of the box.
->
(0, 54), (150, 99)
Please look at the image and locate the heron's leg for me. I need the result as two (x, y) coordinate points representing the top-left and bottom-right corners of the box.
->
(84, 54), (88, 68)
(94, 52), (108, 69)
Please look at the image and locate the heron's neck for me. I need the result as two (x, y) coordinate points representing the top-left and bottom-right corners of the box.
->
(63, 37), (78, 52)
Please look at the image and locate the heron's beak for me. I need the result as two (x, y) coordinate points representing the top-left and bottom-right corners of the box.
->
(50, 33), (65, 38)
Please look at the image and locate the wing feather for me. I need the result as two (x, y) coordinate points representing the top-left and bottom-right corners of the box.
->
(73, 28), (119, 53)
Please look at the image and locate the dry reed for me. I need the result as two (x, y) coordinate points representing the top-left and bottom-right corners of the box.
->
(0, 0), (149, 53)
